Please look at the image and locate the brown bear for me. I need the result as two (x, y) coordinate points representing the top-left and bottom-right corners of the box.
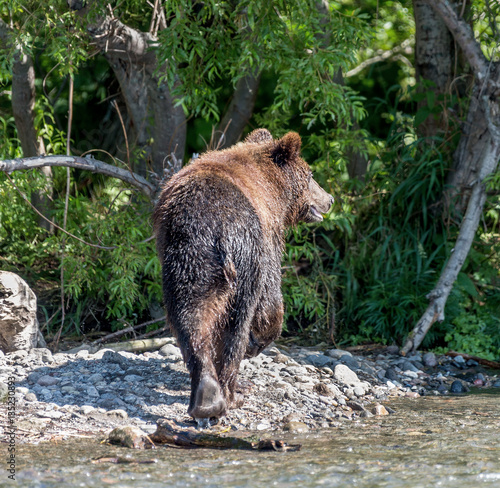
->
(153, 129), (333, 425)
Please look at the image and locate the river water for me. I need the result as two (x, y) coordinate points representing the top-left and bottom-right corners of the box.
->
(7, 391), (500, 488)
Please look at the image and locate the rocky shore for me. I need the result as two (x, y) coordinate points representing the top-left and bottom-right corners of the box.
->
(1, 340), (499, 444)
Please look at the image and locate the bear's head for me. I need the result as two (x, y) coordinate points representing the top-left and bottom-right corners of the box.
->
(246, 129), (333, 224)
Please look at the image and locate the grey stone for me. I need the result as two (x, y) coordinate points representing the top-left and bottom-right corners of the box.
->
(37, 375), (60, 387)
(385, 368), (399, 381)
(423, 352), (438, 368)
(87, 386), (99, 397)
(6, 349), (28, 359)
(340, 355), (359, 370)
(37, 410), (63, 419)
(283, 421), (309, 433)
(403, 361), (420, 373)
(327, 349), (352, 360)
(450, 380), (467, 393)
(93, 349), (119, 361)
(88, 373), (104, 384)
(124, 374), (144, 383)
(0, 271), (41, 352)
(15, 386), (29, 396)
(159, 344), (182, 357)
(0, 381), (7, 402)
(403, 370), (418, 379)
(353, 386), (365, 397)
(334, 364), (360, 386)
(52, 353), (69, 364)
(40, 388), (52, 399)
(29, 348), (54, 363)
(305, 353), (332, 368)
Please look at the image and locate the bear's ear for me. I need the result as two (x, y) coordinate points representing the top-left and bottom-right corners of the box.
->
(272, 132), (301, 167)
(245, 128), (273, 144)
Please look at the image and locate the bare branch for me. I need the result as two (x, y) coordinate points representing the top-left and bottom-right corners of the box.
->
(0, 155), (157, 199)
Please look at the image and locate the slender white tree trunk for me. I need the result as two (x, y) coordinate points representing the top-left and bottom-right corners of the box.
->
(401, 0), (500, 354)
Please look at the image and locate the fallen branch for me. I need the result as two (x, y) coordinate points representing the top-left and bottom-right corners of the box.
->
(66, 337), (175, 355)
(446, 351), (500, 370)
(0, 155), (157, 200)
(90, 316), (166, 345)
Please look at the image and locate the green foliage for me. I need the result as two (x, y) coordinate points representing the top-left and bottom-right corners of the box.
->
(2, 0), (500, 357)
(443, 312), (500, 360)
(282, 221), (338, 343)
(0, 170), (162, 337)
(335, 122), (451, 346)
(158, 0), (368, 127)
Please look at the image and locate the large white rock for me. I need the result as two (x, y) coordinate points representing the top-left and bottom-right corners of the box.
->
(0, 271), (40, 352)
(333, 364), (360, 386)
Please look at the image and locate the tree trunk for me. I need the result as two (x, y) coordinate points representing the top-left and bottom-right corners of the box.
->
(413, 0), (456, 138)
(79, 10), (187, 180)
(217, 71), (261, 149)
(8, 24), (54, 232)
(107, 56), (151, 176)
(445, 83), (489, 215)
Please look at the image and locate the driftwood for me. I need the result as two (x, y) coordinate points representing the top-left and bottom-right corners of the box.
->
(446, 351), (500, 370)
(106, 419), (301, 452)
(92, 457), (157, 464)
(66, 337), (175, 355)
(151, 419), (301, 452)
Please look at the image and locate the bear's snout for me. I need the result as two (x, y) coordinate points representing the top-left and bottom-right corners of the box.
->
(305, 178), (334, 222)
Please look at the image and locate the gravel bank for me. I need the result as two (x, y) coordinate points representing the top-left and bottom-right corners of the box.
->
(1, 340), (499, 443)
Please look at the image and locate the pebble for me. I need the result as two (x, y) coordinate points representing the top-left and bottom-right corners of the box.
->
(283, 421), (309, 433)
(305, 353), (332, 368)
(423, 352), (438, 368)
(1, 343), (498, 441)
(159, 343), (182, 357)
(450, 380), (467, 393)
(0, 382), (8, 401)
(372, 404), (390, 416)
(37, 375), (60, 387)
(327, 349), (352, 359)
(340, 355), (360, 370)
(385, 368), (399, 381)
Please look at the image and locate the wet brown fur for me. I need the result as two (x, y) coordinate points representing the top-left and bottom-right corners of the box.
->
(153, 129), (333, 420)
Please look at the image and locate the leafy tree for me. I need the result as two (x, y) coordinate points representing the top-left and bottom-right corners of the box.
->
(0, 0), (368, 342)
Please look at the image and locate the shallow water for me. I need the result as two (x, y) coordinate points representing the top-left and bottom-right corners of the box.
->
(7, 392), (500, 488)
